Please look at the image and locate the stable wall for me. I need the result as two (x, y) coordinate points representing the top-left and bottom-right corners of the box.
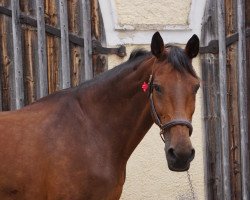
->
(99, 0), (206, 199)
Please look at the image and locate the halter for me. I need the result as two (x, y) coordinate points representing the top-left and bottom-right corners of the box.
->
(147, 75), (193, 143)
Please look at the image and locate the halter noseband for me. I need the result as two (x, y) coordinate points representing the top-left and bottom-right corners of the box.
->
(147, 75), (193, 143)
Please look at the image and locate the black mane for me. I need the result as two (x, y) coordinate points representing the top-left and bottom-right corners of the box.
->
(128, 46), (198, 78)
(129, 49), (149, 60)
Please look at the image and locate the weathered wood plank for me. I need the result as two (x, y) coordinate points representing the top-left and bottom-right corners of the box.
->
(237, 1), (250, 199)
(0, 0), (12, 111)
(217, 0), (231, 199)
(201, 1), (223, 199)
(0, 14), (12, 111)
(36, 0), (48, 98)
(59, 0), (70, 89)
(20, 0), (37, 105)
(68, 0), (84, 86)
(45, 0), (60, 94)
(82, 0), (93, 80)
(90, 0), (107, 77)
(22, 27), (37, 105)
(246, 1), (250, 198)
(225, 0), (241, 199)
(11, 0), (24, 109)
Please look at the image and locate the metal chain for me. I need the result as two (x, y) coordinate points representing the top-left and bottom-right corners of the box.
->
(186, 170), (196, 200)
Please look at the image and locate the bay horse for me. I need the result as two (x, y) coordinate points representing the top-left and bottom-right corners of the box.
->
(0, 32), (200, 200)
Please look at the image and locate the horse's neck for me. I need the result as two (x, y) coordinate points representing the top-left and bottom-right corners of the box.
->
(78, 56), (155, 162)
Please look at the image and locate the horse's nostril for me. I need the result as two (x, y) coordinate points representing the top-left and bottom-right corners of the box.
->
(168, 148), (176, 160)
(167, 147), (195, 161)
(190, 148), (195, 160)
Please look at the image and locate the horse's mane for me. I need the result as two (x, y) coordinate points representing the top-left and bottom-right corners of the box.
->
(77, 45), (197, 91)
(127, 46), (198, 78)
(128, 49), (150, 61)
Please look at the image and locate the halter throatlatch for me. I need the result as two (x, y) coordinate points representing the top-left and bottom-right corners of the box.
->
(146, 75), (193, 143)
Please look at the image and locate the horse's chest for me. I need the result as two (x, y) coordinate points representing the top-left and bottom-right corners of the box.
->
(0, 171), (124, 200)
(46, 169), (125, 200)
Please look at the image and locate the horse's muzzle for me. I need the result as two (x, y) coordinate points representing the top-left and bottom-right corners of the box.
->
(165, 146), (195, 172)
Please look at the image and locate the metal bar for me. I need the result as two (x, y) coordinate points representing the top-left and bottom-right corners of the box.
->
(59, 0), (70, 89)
(0, 6), (84, 47)
(36, 0), (48, 98)
(237, 0), (250, 199)
(82, 0), (93, 80)
(199, 27), (250, 54)
(11, 0), (24, 109)
(217, 0), (231, 199)
(92, 40), (126, 58)
(0, 5), (11, 16)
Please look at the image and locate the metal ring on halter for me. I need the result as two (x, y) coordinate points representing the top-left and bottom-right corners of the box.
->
(148, 77), (193, 143)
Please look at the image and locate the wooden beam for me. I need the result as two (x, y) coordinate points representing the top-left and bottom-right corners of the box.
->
(237, 0), (250, 199)
(59, 0), (70, 89)
(225, 0), (242, 199)
(201, 1), (225, 199)
(11, 0), (24, 109)
(82, 0), (93, 80)
(36, 0), (48, 98)
(217, 0), (231, 199)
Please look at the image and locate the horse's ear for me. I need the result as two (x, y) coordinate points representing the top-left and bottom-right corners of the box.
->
(151, 32), (164, 58)
(185, 34), (200, 59)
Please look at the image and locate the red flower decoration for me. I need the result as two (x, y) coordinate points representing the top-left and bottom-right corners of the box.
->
(142, 82), (149, 92)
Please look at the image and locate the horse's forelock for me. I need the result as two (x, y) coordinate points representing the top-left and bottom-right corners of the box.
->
(165, 45), (198, 78)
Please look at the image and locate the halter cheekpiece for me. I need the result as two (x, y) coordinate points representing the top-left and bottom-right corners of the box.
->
(143, 75), (193, 143)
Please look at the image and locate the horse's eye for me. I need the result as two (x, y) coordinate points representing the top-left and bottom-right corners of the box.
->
(153, 84), (161, 93)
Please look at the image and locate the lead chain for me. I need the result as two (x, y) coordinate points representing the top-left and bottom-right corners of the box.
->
(186, 170), (196, 200)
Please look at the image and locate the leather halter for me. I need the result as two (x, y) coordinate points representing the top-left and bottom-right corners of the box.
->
(147, 75), (193, 142)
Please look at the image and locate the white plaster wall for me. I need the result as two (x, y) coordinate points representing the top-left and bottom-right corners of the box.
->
(115, 0), (191, 26)
(99, 0), (206, 45)
(98, 0), (206, 199)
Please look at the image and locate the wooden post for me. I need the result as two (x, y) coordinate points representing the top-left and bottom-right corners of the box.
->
(59, 0), (70, 89)
(217, 0), (231, 199)
(237, 0), (250, 199)
(82, 0), (93, 80)
(36, 0), (48, 98)
(201, 0), (224, 199)
(21, 0), (37, 105)
(225, 0), (242, 199)
(11, 0), (24, 109)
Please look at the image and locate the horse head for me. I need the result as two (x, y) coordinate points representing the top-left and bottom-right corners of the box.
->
(149, 32), (200, 171)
